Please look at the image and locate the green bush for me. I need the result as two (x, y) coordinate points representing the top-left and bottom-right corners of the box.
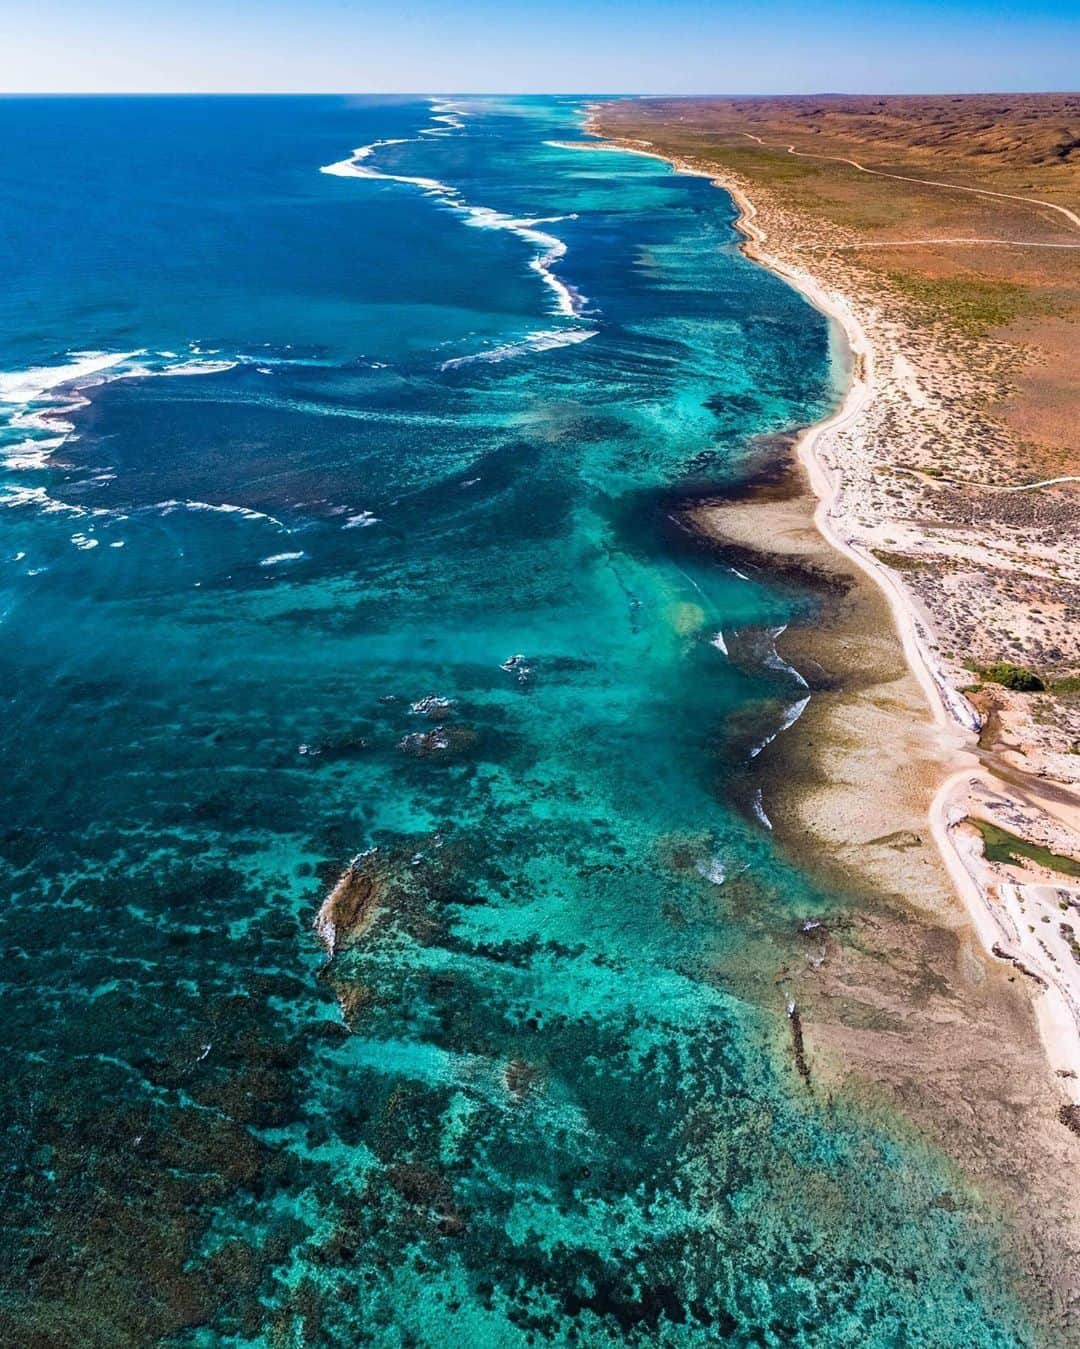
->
(981, 662), (1044, 692)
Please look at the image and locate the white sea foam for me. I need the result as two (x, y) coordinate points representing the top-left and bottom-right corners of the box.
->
(259, 551), (306, 567)
(711, 630), (728, 656)
(763, 624), (809, 689)
(424, 99), (467, 134)
(410, 694), (455, 717)
(1, 484), (99, 516)
(2, 436), (67, 471)
(752, 789), (773, 830)
(319, 155), (451, 195)
(778, 694), (811, 734)
(440, 328), (596, 371)
(696, 856), (727, 886)
(0, 351), (138, 405)
(0, 348), (249, 517)
(461, 205), (584, 318)
(320, 99), (588, 322)
(748, 694), (811, 759)
(745, 626), (812, 759)
(126, 358), (238, 380)
(342, 510), (379, 529)
(353, 137), (410, 159)
(150, 499), (288, 530)
(0, 353), (142, 480)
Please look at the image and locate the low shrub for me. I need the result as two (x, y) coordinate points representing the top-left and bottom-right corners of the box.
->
(980, 662), (1044, 692)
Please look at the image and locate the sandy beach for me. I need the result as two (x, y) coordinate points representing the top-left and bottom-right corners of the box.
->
(729, 163), (1080, 1087)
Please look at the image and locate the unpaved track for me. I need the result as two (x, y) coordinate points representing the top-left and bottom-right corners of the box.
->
(739, 131), (1080, 232)
(804, 238), (1080, 251)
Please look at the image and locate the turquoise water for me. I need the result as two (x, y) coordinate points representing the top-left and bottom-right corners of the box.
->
(0, 96), (1036, 1344)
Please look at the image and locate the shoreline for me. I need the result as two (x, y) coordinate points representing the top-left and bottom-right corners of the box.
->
(576, 113), (1080, 1089)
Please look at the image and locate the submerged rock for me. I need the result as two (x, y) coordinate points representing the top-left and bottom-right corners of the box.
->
(504, 1058), (541, 1101)
(786, 997), (812, 1085)
(409, 694), (455, 718)
(330, 979), (376, 1027)
(397, 723), (477, 757)
(499, 653), (531, 684)
(313, 850), (385, 955)
(797, 916), (832, 970)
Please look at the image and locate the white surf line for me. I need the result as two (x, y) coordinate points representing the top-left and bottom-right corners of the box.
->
(672, 559), (711, 604)
(1, 346), (250, 469)
(1, 350), (147, 491)
(0, 350), (141, 404)
(148, 499), (289, 530)
(322, 102), (587, 321)
(739, 132), (1080, 232)
(439, 327), (596, 371)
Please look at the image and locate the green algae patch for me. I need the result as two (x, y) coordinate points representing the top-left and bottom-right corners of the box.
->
(975, 819), (1080, 878)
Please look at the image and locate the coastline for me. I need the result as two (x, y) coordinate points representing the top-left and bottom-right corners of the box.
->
(10, 91), (1080, 1348)
(576, 112), (1080, 1090)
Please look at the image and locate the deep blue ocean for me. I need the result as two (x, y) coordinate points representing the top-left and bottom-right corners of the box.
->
(0, 95), (1038, 1345)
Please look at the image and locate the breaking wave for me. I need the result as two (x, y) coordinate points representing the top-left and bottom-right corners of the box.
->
(321, 99), (591, 330)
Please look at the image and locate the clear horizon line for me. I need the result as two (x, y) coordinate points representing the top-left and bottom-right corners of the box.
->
(1, 88), (1077, 98)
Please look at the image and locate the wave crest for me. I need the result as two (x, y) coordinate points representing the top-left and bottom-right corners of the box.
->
(320, 99), (589, 325)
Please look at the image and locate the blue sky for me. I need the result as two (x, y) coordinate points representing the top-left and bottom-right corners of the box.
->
(3, 0), (1077, 93)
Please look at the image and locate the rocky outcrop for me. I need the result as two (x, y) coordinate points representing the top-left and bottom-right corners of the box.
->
(313, 850), (385, 956)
